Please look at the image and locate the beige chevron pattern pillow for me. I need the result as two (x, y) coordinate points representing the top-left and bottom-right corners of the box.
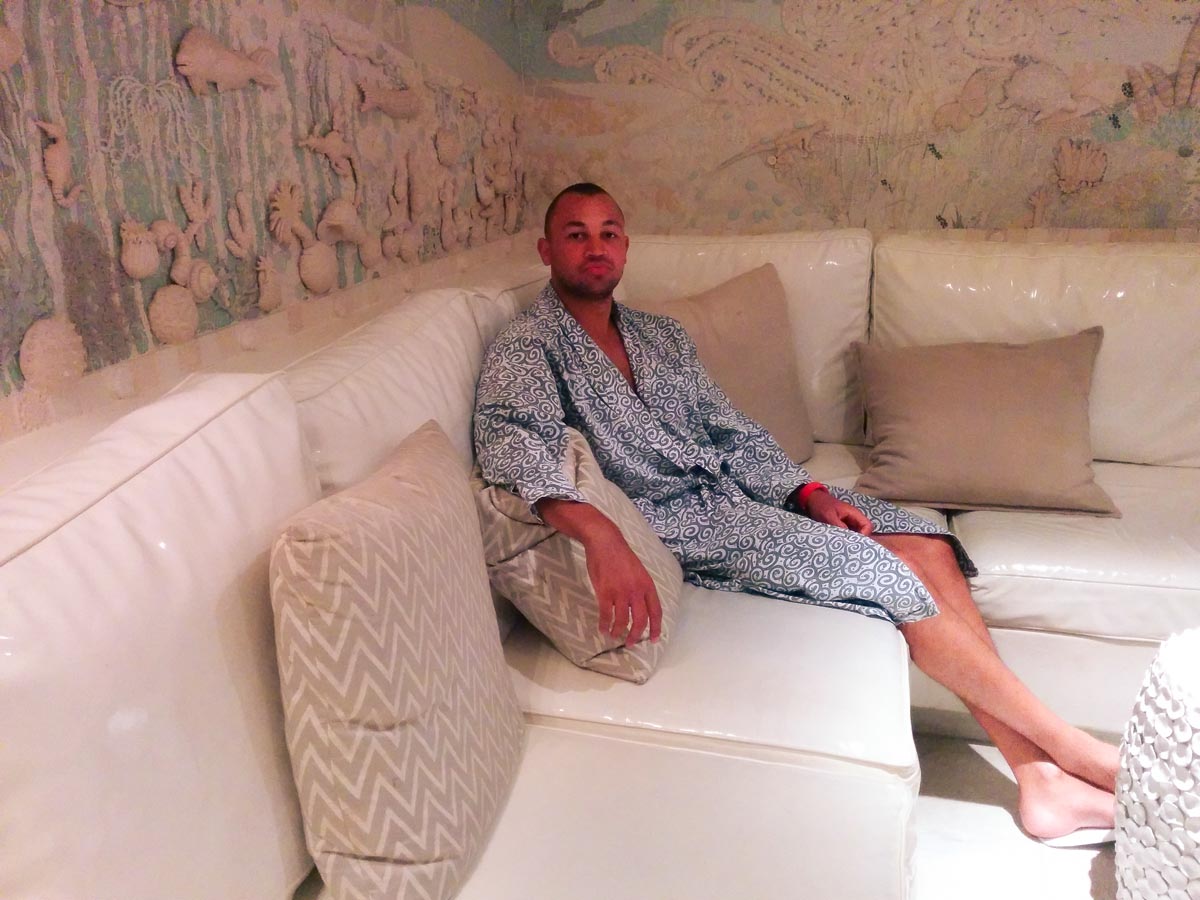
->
(271, 421), (525, 900)
(474, 428), (683, 683)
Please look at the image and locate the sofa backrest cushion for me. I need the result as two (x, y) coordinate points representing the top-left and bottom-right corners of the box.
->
(616, 230), (874, 444)
(0, 373), (318, 900)
(286, 288), (492, 494)
(873, 235), (1200, 467)
(623, 263), (814, 463)
(271, 421), (524, 899)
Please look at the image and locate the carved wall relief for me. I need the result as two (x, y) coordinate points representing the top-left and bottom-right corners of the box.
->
(0, 22), (23, 72)
(175, 26), (280, 96)
(270, 180), (337, 295)
(33, 121), (84, 208)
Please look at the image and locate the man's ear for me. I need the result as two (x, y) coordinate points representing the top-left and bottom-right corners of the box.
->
(537, 236), (551, 265)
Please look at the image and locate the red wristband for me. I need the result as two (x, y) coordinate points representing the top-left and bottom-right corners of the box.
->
(796, 481), (828, 511)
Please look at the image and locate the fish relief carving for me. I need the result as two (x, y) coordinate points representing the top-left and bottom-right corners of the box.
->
(358, 80), (423, 120)
(175, 26), (280, 96)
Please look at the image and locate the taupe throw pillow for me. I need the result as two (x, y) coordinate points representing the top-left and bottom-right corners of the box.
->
(271, 421), (525, 900)
(474, 428), (682, 683)
(627, 263), (814, 463)
(853, 327), (1118, 515)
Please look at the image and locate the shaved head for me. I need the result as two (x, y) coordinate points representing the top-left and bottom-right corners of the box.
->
(544, 182), (624, 236)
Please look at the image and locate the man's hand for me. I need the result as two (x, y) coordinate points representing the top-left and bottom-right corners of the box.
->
(536, 498), (663, 646)
(802, 489), (874, 535)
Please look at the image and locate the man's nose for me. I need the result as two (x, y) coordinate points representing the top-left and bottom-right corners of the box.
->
(584, 236), (607, 256)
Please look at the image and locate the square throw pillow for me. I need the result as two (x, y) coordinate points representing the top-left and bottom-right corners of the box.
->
(271, 421), (525, 900)
(625, 263), (815, 463)
(853, 327), (1118, 515)
(474, 428), (682, 684)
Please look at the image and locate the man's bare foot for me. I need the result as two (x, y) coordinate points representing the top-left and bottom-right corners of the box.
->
(1046, 729), (1120, 792)
(1017, 760), (1117, 841)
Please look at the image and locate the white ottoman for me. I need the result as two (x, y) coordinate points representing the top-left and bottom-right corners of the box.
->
(1116, 628), (1200, 899)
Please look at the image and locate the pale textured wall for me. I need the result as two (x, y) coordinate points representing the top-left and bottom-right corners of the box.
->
(510, 1), (1200, 236)
(6, 1), (1200, 440)
(0, 0), (526, 437)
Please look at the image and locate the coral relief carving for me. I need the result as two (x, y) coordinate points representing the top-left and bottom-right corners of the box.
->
(33, 121), (84, 208)
(255, 257), (282, 314)
(225, 191), (255, 260)
(141, 179), (221, 344)
(1054, 139), (1107, 194)
(100, 76), (211, 172)
(1126, 19), (1200, 125)
(269, 180), (337, 294)
(175, 27), (280, 96)
(299, 108), (360, 206)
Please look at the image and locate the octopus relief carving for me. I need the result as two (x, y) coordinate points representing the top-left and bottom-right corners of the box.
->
(175, 26), (279, 96)
(33, 120), (84, 208)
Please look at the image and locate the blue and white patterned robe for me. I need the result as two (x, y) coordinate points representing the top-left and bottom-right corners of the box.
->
(474, 284), (975, 624)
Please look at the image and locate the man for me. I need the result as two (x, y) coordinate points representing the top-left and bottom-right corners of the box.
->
(474, 182), (1118, 845)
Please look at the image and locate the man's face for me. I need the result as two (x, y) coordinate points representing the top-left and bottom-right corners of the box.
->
(537, 192), (629, 302)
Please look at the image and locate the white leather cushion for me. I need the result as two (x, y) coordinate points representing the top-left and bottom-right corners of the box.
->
(272, 422), (524, 900)
(0, 374), (317, 900)
(873, 236), (1200, 467)
(616, 230), (873, 444)
(286, 288), (490, 493)
(504, 585), (918, 774)
(951, 461), (1200, 642)
(458, 722), (915, 900)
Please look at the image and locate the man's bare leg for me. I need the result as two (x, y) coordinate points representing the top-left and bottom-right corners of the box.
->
(874, 534), (1117, 839)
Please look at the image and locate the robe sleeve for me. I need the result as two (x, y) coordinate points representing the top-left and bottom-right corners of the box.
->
(669, 319), (812, 507)
(473, 332), (586, 513)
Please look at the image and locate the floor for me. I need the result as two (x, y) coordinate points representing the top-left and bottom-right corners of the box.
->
(914, 734), (1116, 900)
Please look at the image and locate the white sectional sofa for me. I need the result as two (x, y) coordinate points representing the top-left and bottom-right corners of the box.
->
(1, 229), (1197, 900)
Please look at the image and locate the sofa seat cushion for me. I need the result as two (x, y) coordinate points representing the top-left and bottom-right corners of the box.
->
(504, 584), (918, 774)
(951, 461), (1200, 641)
(457, 721), (915, 900)
(303, 720), (917, 900)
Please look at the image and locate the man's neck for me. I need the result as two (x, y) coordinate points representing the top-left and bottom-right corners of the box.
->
(552, 282), (618, 343)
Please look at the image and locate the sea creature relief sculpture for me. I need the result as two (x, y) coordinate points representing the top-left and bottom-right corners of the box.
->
(33, 121), (84, 208)
(175, 26), (280, 96)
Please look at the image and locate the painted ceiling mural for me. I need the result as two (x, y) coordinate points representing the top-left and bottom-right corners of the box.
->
(508, 0), (1200, 234)
(0, 0), (525, 431)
